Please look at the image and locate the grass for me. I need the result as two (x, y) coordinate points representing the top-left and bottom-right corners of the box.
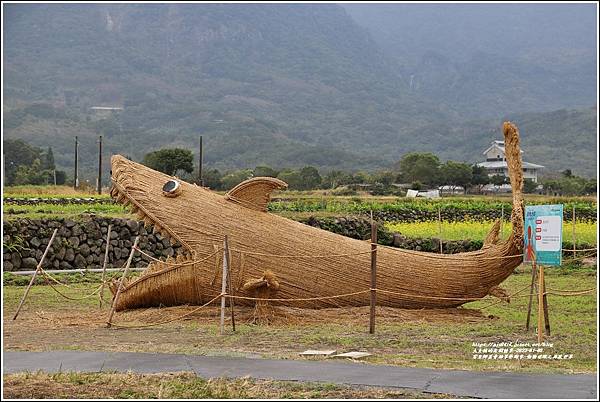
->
(3, 202), (130, 220)
(3, 267), (596, 375)
(2, 372), (457, 399)
(385, 220), (597, 245)
(4, 185), (108, 198)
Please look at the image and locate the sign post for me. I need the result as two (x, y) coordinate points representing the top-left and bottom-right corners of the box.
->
(524, 204), (563, 339)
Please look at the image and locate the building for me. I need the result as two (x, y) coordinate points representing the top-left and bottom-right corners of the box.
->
(477, 140), (544, 183)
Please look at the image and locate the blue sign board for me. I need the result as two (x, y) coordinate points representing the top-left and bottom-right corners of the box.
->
(524, 204), (563, 266)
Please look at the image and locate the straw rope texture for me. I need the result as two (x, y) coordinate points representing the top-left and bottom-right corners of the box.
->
(108, 122), (526, 311)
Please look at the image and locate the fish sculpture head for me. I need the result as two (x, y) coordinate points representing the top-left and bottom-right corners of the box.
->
(110, 155), (287, 255)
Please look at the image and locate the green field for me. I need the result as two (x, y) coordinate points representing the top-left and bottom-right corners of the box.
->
(386, 220), (598, 245)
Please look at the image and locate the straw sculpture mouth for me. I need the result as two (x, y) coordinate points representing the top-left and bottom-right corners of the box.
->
(109, 155), (194, 259)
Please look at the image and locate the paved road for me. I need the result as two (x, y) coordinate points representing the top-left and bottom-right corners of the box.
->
(3, 351), (597, 399)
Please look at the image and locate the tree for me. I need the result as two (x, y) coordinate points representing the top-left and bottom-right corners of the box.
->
(523, 179), (538, 194)
(396, 152), (441, 186)
(298, 166), (322, 190)
(253, 166), (279, 178)
(490, 175), (507, 186)
(321, 170), (351, 189)
(562, 169), (573, 178)
(277, 169), (304, 190)
(470, 164), (490, 193)
(221, 169), (253, 190)
(41, 147), (55, 171)
(142, 148), (194, 176)
(3, 139), (42, 185)
(201, 168), (223, 190)
(440, 161), (472, 193)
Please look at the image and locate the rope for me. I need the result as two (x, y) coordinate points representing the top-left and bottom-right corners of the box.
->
(46, 281), (104, 301)
(133, 246), (217, 266)
(227, 247), (375, 259)
(377, 243), (524, 261)
(108, 294), (223, 329)
(225, 289), (371, 302)
(562, 247), (598, 252)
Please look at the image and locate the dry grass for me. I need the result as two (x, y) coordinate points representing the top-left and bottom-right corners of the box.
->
(3, 372), (458, 399)
(3, 269), (596, 374)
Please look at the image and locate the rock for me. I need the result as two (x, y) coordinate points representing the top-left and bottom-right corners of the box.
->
(55, 247), (67, 260)
(119, 228), (131, 240)
(59, 261), (73, 270)
(74, 254), (87, 268)
(65, 220), (76, 228)
(30, 237), (41, 248)
(79, 244), (91, 257)
(72, 225), (82, 236)
(53, 259), (60, 269)
(65, 248), (75, 262)
(35, 249), (43, 260)
(162, 238), (171, 248)
(110, 230), (118, 239)
(164, 247), (174, 257)
(21, 257), (38, 270)
(86, 255), (95, 264)
(110, 239), (119, 246)
(126, 220), (139, 233)
(68, 236), (80, 247)
(10, 254), (21, 269)
(4, 261), (14, 271)
(113, 248), (122, 259)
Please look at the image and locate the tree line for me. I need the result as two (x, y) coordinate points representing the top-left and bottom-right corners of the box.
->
(3, 139), (66, 186)
(4, 140), (595, 196)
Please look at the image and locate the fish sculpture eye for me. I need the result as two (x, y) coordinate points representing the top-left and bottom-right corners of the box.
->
(162, 179), (181, 197)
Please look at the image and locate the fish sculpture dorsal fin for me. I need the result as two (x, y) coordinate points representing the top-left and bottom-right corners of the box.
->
(225, 177), (288, 212)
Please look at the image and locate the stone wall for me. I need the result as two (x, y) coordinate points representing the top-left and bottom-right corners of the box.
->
(3, 217), (185, 271)
(3, 216), (595, 271)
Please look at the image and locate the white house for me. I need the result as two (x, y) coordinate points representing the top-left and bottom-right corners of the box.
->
(477, 140), (543, 183)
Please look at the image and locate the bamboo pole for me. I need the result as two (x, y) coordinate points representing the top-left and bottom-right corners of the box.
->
(525, 258), (537, 331)
(370, 211), (377, 334)
(438, 206), (443, 254)
(220, 235), (229, 335)
(224, 236), (235, 332)
(537, 263), (545, 343)
(99, 224), (112, 308)
(13, 229), (58, 320)
(106, 236), (139, 327)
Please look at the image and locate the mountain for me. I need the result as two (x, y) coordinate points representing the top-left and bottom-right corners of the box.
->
(3, 3), (597, 181)
(343, 3), (597, 118)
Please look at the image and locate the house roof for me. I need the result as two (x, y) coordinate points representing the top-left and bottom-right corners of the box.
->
(483, 141), (524, 156)
(477, 161), (544, 169)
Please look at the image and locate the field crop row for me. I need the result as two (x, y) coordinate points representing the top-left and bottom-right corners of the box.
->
(385, 220), (598, 245)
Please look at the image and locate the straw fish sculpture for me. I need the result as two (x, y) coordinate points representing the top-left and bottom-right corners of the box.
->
(109, 122), (525, 311)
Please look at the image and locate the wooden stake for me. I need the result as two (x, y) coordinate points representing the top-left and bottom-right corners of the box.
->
(220, 236), (229, 335)
(106, 236), (139, 327)
(370, 211), (377, 334)
(224, 236), (235, 332)
(525, 259), (537, 331)
(500, 204), (505, 238)
(537, 263), (545, 343)
(572, 205), (576, 259)
(542, 273), (551, 336)
(438, 206), (443, 254)
(13, 229), (58, 320)
(99, 224), (112, 308)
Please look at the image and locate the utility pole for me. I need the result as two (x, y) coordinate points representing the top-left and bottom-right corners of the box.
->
(74, 136), (79, 190)
(198, 135), (204, 186)
(97, 135), (103, 194)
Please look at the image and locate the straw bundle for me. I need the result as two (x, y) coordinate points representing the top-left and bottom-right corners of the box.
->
(109, 122), (525, 311)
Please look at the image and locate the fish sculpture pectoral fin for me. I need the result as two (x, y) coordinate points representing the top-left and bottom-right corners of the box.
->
(225, 177), (288, 211)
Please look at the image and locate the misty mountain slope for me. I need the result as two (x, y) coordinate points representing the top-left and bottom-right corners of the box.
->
(344, 3), (597, 117)
(3, 3), (597, 179)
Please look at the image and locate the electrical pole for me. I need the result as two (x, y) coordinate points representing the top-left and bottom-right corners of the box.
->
(74, 136), (79, 190)
(198, 135), (204, 186)
(97, 135), (103, 194)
